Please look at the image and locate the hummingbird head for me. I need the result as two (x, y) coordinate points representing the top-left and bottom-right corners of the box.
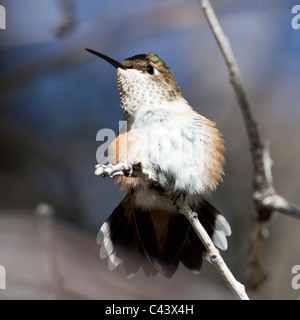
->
(86, 49), (185, 121)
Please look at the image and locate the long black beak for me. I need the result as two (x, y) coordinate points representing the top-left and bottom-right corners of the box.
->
(85, 48), (126, 69)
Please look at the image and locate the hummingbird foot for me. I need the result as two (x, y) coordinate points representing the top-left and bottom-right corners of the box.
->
(95, 162), (158, 182)
(131, 163), (158, 182)
(95, 162), (132, 178)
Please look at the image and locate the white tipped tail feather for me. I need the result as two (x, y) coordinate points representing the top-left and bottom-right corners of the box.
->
(212, 214), (231, 250)
(97, 194), (231, 278)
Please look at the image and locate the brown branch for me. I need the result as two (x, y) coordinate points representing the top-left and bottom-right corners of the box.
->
(199, 0), (300, 290)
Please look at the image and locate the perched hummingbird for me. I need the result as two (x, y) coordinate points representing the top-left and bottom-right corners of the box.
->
(86, 48), (231, 278)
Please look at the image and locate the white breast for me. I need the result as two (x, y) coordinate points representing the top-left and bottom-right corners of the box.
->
(127, 101), (217, 196)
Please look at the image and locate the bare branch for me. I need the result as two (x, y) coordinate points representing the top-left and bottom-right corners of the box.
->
(177, 202), (249, 300)
(243, 221), (268, 290)
(199, 0), (300, 218)
(199, 0), (300, 289)
(263, 194), (300, 219)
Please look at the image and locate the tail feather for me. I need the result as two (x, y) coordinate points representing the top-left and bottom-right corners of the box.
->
(178, 232), (204, 274)
(97, 194), (144, 275)
(97, 192), (231, 278)
(195, 199), (231, 250)
(134, 206), (190, 277)
(215, 214), (232, 236)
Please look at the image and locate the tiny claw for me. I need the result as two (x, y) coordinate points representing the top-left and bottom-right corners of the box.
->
(111, 171), (124, 177)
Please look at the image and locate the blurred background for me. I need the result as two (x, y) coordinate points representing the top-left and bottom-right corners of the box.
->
(0, 0), (299, 299)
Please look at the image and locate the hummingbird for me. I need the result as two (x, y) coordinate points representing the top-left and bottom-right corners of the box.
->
(86, 48), (231, 278)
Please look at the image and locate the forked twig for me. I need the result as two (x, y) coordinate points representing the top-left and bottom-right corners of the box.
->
(199, 0), (300, 290)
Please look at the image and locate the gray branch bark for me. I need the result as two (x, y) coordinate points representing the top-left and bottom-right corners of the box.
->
(178, 202), (249, 300)
(199, 0), (300, 290)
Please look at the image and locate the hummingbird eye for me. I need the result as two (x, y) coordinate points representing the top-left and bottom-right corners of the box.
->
(146, 65), (155, 75)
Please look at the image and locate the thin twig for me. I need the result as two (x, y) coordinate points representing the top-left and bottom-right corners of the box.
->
(199, 0), (300, 289)
(243, 221), (268, 290)
(262, 194), (300, 219)
(178, 202), (249, 300)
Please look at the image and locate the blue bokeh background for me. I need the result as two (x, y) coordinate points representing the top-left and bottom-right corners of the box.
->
(0, 0), (299, 299)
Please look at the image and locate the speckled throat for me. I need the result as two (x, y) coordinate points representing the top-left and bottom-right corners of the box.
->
(116, 54), (185, 122)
